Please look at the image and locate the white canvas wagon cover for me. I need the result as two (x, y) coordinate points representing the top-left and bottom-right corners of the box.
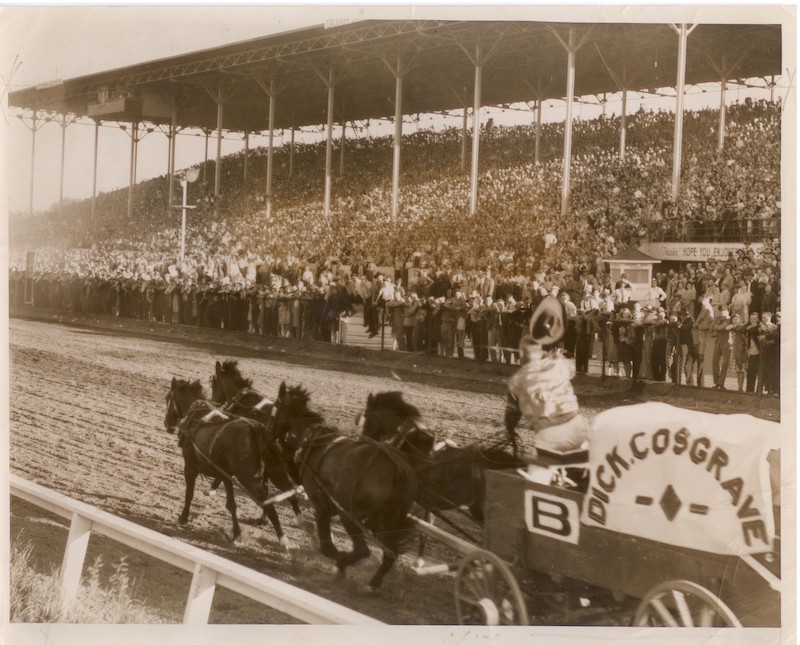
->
(581, 402), (779, 556)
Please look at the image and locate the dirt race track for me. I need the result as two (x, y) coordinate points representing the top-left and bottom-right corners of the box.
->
(8, 309), (782, 625)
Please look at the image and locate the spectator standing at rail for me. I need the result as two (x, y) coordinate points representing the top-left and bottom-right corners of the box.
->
(745, 312), (761, 393)
(730, 313), (749, 392)
(651, 309), (669, 382)
(695, 297), (716, 387)
(712, 305), (735, 389)
(759, 311), (780, 394)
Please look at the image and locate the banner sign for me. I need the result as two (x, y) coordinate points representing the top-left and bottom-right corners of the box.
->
(582, 403), (779, 556)
(639, 242), (764, 262)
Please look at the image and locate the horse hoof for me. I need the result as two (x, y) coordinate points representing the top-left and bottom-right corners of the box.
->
(178, 516), (189, 525)
(415, 557), (426, 569)
(279, 536), (297, 552)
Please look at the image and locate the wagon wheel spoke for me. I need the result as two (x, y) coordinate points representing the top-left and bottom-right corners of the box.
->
(455, 549), (528, 626)
(672, 589), (693, 627)
(634, 580), (742, 628)
(649, 598), (680, 627)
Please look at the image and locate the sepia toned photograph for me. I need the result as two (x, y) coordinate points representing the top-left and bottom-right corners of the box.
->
(1, 4), (794, 644)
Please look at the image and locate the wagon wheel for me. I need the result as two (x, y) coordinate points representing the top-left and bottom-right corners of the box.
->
(455, 549), (529, 626)
(634, 580), (742, 627)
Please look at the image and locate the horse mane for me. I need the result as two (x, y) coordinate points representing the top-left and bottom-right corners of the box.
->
(283, 385), (324, 425)
(370, 391), (422, 421)
(218, 360), (253, 389)
(174, 378), (206, 399)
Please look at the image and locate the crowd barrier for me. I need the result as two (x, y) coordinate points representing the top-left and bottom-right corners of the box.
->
(10, 276), (780, 397)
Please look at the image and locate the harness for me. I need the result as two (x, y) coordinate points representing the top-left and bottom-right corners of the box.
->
(291, 426), (415, 559)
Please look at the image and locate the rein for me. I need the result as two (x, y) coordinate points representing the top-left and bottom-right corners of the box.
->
(290, 423), (405, 559)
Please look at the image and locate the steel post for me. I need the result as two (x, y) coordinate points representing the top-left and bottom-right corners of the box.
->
(91, 120), (99, 223)
(671, 24), (695, 202)
(339, 120), (346, 176)
(324, 65), (335, 218)
(168, 107), (177, 209)
(28, 111), (37, 218)
(266, 77), (276, 218)
(244, 130), (249, 181)
(391, 58), (404, 219)
(127, 121), (137, 220)
(469, 40), (483, 216)
(214, 80), (224, 214)
(534, 98), (542, 165)
(620, 89), (628, 161)
(58, 116), (67, 217)
(561, 29), (576, 217)
(289, 122), (295, 179)
(461, 102), (468, 173)
(718, 78), (727, 152)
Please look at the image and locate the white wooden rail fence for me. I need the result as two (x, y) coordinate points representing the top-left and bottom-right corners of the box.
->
(10, 474), (382, 625)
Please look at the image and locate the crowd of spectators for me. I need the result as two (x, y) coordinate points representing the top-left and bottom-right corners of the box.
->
(9, 98), (782, 392)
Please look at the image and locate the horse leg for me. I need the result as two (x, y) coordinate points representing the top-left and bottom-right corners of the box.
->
(179, 462), (198, 526)
(260, 502), (296, 552)
(207, 478), (221, 497)
(416, 510), (432, 568)
(315, 510), (340, 561)
(367, 550), (397, 592)
(335, 517), (372, 579)
(221, 478), (242, 542)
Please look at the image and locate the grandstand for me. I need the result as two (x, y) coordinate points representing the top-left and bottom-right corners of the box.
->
(7, 18), (784, 394)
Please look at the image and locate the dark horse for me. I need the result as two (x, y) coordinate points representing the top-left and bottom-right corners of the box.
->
(271, 382), (417, 590)
(359, 391), (523, 523)
(209, 360), (306, 528)
(163, 377), (296, 549)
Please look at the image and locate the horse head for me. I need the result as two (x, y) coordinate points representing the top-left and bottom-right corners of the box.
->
(210, 359), (253, 405)
(272, 381), (324, 451)
(361, 391), (435, 455)
(164, 377), (205, 433)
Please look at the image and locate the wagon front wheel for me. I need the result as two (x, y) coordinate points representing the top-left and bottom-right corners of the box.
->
(634, 580), (742, 627)
(455, 549), (528, 626)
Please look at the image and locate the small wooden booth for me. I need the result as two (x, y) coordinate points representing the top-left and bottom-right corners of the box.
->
(604, 248), (661, 302)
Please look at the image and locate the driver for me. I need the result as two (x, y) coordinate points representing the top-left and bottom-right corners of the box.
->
(505, 296), (589, 459)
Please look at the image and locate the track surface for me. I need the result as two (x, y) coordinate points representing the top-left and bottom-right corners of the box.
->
(8, 314), (780, 625)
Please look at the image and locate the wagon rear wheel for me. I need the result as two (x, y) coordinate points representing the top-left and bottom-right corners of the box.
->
(455, 549), (528, 626)
(634, 580), (742, 627)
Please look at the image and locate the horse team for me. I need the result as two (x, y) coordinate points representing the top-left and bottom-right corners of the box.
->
(163, 360), (521, 590)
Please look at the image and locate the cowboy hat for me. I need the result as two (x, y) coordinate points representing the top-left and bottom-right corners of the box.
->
(529, 296), (566, 345)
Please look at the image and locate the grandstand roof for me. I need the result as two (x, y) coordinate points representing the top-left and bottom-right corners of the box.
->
(9, 20), (782, 132)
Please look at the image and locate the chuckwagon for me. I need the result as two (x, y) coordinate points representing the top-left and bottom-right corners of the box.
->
(413, 402), (781, 627)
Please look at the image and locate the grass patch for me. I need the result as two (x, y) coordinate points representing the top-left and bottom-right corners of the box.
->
(11, 537), (166, 623)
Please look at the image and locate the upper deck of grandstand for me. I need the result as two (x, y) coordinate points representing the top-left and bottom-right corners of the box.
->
(9, 20), (782, 132)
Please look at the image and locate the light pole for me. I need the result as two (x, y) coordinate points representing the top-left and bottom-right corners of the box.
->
(174, 167), (199, 262)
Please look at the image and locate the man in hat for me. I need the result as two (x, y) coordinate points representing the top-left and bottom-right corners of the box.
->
(504, 296), (589, 458)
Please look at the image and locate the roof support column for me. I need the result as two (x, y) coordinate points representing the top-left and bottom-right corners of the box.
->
(718, 79), (727, 152)
(168, 106), (177, 209)
(266, 77), (276, 219)
(561, 30), (577, 217)
(289, 121), (295, 179)
(243, 131), (250, 181)
(469, 39), (483, 216)
(22, 110), (45, 218)
(91, 119), (99, 223)
(550, 26), (593, 216)
(670, 23), (697, 202)
(316, 62), (336, 218)
(127, 120), (139, 220)
(214, 84), (224, 216)
(339, 120), (346, 176)
(57, 114), (68, 217)
(620, 89), (628, 161)
(462, 105), (469, 173)
(534, 98), (543, 165)
(203, 129), (209, 183)
(28, 112), (38, 217)
(384, 55), (404, 219)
